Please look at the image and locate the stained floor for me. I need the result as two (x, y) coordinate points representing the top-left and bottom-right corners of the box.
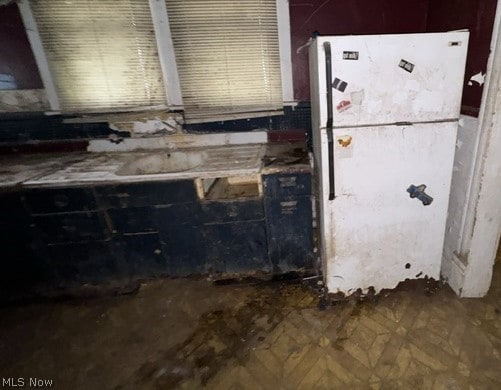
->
(1, 261), (500, 389)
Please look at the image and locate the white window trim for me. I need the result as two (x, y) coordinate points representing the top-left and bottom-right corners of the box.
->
(17, 0), (295, 114)
(17, 0), (60, 112)
(148, 0), (183, 108)
(277, 0), (294, 104)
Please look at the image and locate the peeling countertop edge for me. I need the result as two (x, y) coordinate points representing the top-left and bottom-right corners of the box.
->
(0, 142), (311, 190)
(0, 153), (90, 189)
(1, 145), (266, 189)
(1, 163), (311, 190)
(20, 167), (264, 189)
(10, 164), (311, 190)
(261, 164), (312, 175)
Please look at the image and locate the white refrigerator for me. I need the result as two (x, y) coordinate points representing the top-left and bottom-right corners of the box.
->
(309, 32), (469, 295)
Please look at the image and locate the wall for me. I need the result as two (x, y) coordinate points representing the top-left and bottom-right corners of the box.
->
(0, 3), (48, 113)
(0, 3), (42, 89)
(426, 0), (497, 116)
(290, 0), (497, 113)
(0, 1), (497, 143)
(289, 0), (429, 101)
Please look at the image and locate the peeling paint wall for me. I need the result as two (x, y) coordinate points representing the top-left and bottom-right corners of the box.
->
(106, 111), (183, 137)
(0, 89), (49, 112)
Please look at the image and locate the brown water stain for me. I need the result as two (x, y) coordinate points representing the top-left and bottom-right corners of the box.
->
(124, 283), (319, 388)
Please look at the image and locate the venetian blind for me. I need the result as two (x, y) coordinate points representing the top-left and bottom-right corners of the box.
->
(165, 0), (283, 123)
(30, 0), (166, 113)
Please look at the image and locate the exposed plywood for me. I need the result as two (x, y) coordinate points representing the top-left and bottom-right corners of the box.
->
(204, 176), (261, 201)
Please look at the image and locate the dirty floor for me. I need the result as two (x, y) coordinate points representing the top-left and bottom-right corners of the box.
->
(1, 262), (501, 390)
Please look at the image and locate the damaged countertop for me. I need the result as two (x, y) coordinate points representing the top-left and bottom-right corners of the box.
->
(261, 143), (311, 174)
(0, 142), (310, 189)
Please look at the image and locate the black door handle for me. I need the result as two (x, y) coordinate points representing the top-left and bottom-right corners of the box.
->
(324, 41), (335, 200)
(407, 184), (434, 206)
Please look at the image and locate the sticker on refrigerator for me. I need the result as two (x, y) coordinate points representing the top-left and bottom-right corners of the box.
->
(343, 51), (359, 60)
(332, 77), (348, 92)
(336, 100), (351, 112)
(336, 135), (353, 158)
(398, 59), (415, 73)
(337, 135), (352, 148)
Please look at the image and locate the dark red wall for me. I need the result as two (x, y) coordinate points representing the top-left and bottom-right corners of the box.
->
(0, 3), (42, 89)
(0, 1), (497, 115)
(426, 0), (497, 116)
(290, 0), (430, 101)
(290, 0), (497, 116)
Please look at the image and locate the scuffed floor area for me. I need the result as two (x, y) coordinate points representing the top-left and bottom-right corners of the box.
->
(1, 263), (500, 389)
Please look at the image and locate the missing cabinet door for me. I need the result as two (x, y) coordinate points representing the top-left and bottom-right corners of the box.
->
(195, 175), (262, 200)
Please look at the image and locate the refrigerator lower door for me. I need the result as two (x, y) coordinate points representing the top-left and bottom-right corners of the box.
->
(321, 122), (458, 294)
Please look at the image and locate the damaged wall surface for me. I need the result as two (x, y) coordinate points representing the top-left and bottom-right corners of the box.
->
(0, 89), (49, 112)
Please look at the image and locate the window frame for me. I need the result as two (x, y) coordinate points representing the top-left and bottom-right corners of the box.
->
(18, 0), (294, 115)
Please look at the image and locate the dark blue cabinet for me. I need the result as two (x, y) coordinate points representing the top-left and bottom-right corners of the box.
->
(32, 212), (111, 243)
(44, 240), (124, 286)
(263, 172), (314, 273)
(200, 198), (270, 274)
(0, 192), (45, 296)
(200, 199), (264, 223)
(0, 170), (314, 298)
(24, 187), (97, 214)
(96, 181), (197, 208)
(121, 233), (168, 278)
(154, 205), (207, 276)
(108, 207), (157, 234)
(263, 172), (311, 198)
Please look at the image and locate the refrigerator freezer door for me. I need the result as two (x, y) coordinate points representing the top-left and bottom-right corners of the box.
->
(312, 32), (469, 128)
(322, 122), (458, 294)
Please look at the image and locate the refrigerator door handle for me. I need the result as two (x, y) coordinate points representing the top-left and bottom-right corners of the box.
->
(323, 41), (335, 200)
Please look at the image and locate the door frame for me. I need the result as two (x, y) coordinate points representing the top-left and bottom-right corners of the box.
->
(443, 0), (501, 297)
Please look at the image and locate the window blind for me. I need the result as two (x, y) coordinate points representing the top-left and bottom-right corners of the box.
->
(30, 0), (166, 113)
(165, 0), (283, 123)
